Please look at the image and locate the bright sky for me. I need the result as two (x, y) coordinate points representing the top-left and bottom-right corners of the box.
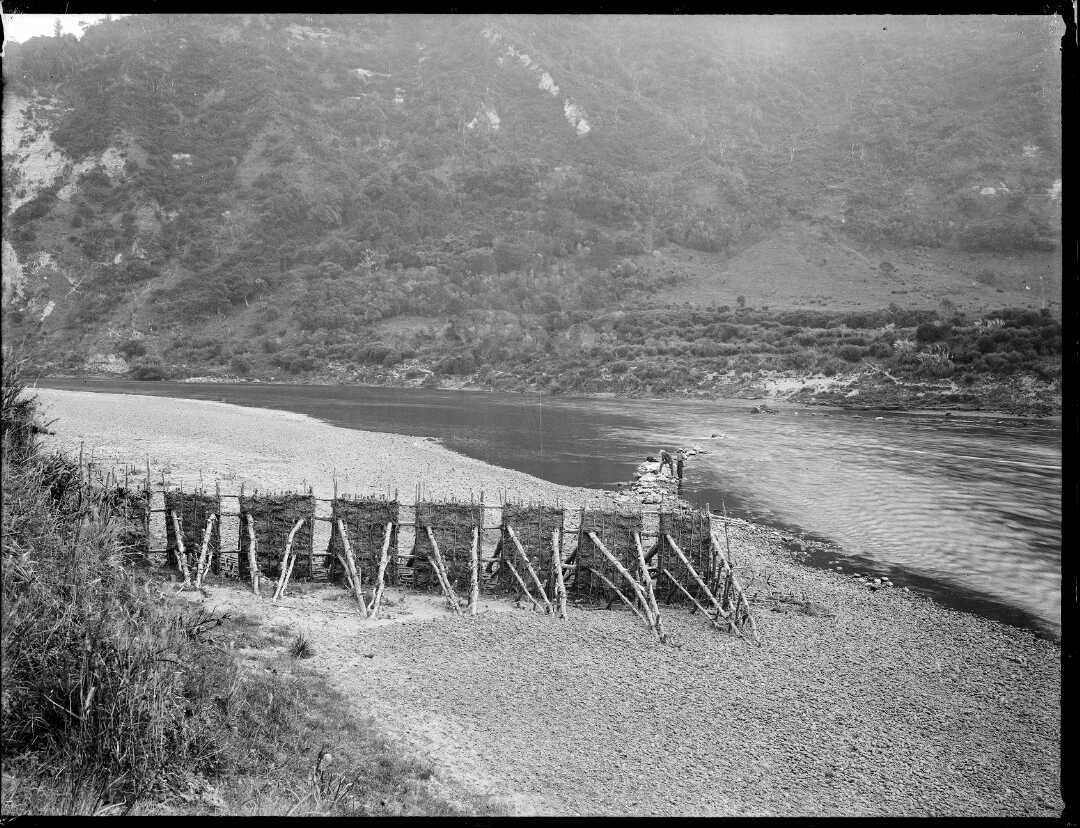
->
(2, 13), (128, 45)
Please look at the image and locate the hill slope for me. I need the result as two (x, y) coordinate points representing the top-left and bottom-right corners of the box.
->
(1, 14), (1062, 404)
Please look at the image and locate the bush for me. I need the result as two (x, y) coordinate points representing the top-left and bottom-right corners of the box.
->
(128, 359), (168, 380)
(116, 339), (147, 360)
(838, 344), (865, 363)
(819, 358), (845, 377)
(493, 241), (531, 274)
(434, 354), (476, 375)
(915, 322), (949, 343)
(868, 341), (892, 359)
(271, 350), (318, 373)
(614, 234), (647, 255)
(357, 344), (393, 365)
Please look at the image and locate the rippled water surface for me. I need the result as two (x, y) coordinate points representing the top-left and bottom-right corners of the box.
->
(40, 379), (1061, 636)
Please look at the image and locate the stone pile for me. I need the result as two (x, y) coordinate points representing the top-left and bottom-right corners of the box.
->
(616, 447), (706, 506)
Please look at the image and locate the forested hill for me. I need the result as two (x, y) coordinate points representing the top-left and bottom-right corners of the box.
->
(1, 14), (1063, 399)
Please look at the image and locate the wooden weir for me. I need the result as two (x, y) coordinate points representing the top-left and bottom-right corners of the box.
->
(109, 467), (760, 643)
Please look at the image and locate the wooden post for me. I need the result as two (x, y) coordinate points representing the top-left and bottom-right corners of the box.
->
(425, 527), (463, 615)
(705, 503), (721, 592)
(710, 532), (760, 645)
(661, 568), (726, 628)
(245, 513), (261, 596)
(279, 521), (303, 599)
(505, 525), (553, 613)
(368, 522), (394, 618)
(468, 525), (479, 616)
(194, 514), (217, 588)
(274, 518), (306, 600)
(337, 519), (368, 616)
(587, 531), (654, 627)
(502, 553), (541, 611)
(634, 532), (666, 641)
(587, 567), (647, 624)
(169, 510), (191, 585)
(551, 529), (567, 619)
(334, 519), (361, 601)
(665, 533), (726, 622)
(573, 506), (585, 599)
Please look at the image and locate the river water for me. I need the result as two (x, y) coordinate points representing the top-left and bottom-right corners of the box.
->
(39, 378), (1061, 638)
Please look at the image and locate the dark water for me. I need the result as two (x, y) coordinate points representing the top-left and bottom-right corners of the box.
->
(39, 378), (1061, 638)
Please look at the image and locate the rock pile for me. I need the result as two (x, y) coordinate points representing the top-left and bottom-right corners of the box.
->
(615, 447), (706, 506)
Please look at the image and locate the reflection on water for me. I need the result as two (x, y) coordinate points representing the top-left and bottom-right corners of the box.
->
(612, 404), (1060, 638)
(40, 379), (1060, 636)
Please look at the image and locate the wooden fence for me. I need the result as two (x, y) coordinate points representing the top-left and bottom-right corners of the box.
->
(124, 476), (760, 643)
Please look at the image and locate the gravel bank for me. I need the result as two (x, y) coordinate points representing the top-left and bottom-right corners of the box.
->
(34, 388), (611, 505)
(40, 387), (1061, 815)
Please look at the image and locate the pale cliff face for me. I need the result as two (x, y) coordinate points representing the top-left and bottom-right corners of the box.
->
(479, 23), (589, 138)
(3, 92), (131, 218)
(3, 95), (70, 214)
(2, 239), (26, 305)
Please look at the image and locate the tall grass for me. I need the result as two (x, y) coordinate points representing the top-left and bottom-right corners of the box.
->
(2, 352), (238, 813)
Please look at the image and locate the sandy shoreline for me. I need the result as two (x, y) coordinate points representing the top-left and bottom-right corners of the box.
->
(35, 387), (1061, 816)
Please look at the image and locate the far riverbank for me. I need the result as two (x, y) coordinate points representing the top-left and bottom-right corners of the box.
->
(35, 364), (1061, 418)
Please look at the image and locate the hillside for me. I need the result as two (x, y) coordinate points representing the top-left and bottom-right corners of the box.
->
(0, 14), (1063, 407)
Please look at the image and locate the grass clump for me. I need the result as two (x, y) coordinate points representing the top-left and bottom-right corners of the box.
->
(289, 633), (314, 659)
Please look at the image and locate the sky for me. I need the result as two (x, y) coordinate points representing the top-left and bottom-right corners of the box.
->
(2, 13), (128, 45)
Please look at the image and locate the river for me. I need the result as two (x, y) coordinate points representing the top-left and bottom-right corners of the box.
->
(38, 378), (1061, 638)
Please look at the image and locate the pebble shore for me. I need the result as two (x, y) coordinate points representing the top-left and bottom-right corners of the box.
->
(39, 388), (1061, 816)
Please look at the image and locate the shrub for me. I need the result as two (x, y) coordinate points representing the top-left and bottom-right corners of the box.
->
(818, 358), (845, 377)
(128, 359), (168, 380)
(357, 344), (392, 365)
(434, 354), (476, 375)
(915, 322), (949, 343)
(614, 234), (647, 255)
(116, 339), (147, 360)
(838, 344), (865, 363)
(868, 341), (892, 359)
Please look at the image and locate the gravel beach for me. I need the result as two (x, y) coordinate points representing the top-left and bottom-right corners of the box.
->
(34, 389), (610, 505)
(37, 388), (1062, 816)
